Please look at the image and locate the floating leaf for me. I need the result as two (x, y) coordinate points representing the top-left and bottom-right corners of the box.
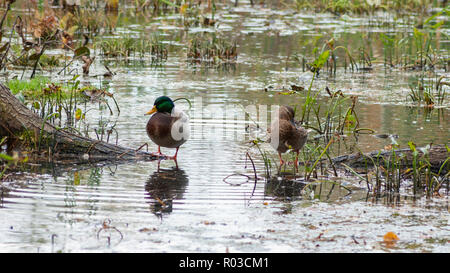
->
(383, 231), (399, 247)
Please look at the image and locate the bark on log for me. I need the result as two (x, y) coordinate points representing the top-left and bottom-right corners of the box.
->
(331, 144), (449, 173)
(0, 83), (159, 162)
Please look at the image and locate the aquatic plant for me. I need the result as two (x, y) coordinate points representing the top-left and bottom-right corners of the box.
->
(344, 141), (450, 198)
(297, 44), (361, 137)
(10, 45), (63, 69)
(71, 8), (118, 35)
(378, 9), (448, 71)
(96, 34), (168, 61)
(294, 0), (445, 15)
(7, 75), (120, 137)
(187, 32), (237, 65)
(408, 74), (448, 107)
(294, 37), (360, 75)
(405, 142), (449, 197)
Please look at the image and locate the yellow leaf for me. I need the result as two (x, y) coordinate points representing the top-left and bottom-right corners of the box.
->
(75, 108), (82, 121)
(180, 4), (189, 15)
(383, 232), (399, 247)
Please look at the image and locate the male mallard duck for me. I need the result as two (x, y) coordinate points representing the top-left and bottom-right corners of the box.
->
(145, 96), (190, 160)
(268, 105), (308, 169)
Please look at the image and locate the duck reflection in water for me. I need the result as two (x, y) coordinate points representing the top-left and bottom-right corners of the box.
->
(145, 165), (189, 217)
(265, 176), (306, 201)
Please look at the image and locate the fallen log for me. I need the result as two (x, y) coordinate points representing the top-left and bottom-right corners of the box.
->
(0, 83), (159, 162)
(331, 144), (449, 173)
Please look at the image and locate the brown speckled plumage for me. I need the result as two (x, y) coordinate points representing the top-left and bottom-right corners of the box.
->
(268, 105), (308, 167)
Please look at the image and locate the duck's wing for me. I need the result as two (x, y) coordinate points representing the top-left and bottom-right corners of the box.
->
(286, 125), (308, 151)
(268, 118), (294, 153)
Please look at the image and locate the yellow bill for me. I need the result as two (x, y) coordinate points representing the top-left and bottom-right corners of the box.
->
(145, 105), (157, 115)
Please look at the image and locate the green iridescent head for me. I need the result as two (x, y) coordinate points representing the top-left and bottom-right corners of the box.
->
(145, 96), (174, 115)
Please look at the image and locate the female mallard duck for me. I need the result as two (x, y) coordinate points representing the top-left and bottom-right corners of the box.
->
(145, 96), (190, 160)
(268, 105), (308, 169)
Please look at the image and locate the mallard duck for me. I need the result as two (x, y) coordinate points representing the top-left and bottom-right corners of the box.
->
(145, 96), (190, 160)
(268, 105), (308, 169)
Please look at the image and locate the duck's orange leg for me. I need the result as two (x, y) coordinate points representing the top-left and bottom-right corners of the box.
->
(278, 152), (285, 166)
(155, 146), (169, 158)
(168, 147), (179, 161)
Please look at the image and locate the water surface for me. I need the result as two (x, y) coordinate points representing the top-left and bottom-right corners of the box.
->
(0, 4), (449, 252)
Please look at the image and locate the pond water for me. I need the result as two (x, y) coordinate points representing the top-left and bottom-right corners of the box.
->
(0, 3), (449, 252)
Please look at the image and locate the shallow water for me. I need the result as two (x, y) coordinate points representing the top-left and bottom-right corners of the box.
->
(0, 4), (449, 252)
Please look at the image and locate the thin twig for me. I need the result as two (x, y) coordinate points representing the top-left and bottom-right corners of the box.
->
(246, 152), (258, 198)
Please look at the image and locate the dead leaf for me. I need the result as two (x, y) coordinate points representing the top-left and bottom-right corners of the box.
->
(139, 227), (157, 232)
(382, 232), (399, 248)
